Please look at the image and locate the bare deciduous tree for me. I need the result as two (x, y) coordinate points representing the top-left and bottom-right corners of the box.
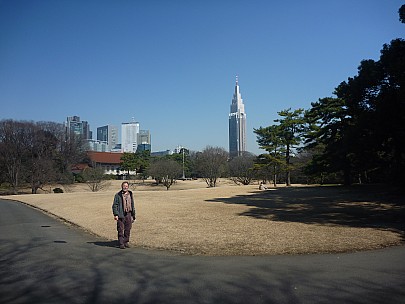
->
(82, 166), (111, 192)
(0, 120), (31, 194)
(0, 119), (90, 194)
(26, 122), (61, 193)
(56, 128), (88, 184)
(229, 152), (256, 185)
(147, 158), (182, 190)
(195, 146), (228, 187)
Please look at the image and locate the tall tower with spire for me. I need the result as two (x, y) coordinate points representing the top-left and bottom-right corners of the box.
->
(229, 76), (247, 157)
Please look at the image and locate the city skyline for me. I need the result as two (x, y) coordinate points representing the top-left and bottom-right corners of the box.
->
(1, 1), (403, 155)
(65, 116), (154, 153)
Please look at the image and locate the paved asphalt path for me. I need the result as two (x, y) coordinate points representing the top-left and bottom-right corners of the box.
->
(1, 199), (404, 304)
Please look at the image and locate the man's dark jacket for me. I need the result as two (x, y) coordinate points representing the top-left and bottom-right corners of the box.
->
(112, 190), (136, 219)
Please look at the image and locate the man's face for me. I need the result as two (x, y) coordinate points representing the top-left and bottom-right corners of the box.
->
(122, 183), (129, 192)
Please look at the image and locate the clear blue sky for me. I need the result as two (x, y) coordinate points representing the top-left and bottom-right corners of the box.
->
(0, 1), (403, 154)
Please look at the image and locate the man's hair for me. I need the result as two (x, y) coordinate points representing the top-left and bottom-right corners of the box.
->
(121, 181), (129, 188)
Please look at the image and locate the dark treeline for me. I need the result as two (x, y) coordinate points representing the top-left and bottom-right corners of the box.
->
(0, 120), (87, 194)
(306, 38), (405, 185)
(255, 38), (405, 186)
(254, 7), (405, 187)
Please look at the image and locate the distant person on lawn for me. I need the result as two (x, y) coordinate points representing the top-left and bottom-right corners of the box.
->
(112, 181), (136, 249)
(259, 182), (268, 190)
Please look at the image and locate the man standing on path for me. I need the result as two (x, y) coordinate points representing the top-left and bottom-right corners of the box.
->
(112, 181), (136, 249)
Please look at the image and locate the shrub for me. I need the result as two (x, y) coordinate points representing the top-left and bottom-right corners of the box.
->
(53, 187), (64, 193)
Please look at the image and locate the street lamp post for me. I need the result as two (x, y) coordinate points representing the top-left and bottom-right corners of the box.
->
(182, 148), (185, 179)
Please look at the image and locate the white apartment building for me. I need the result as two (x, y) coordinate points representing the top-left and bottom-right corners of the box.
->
(121, 121), (140, 153)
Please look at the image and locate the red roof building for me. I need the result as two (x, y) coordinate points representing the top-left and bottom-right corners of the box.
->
(86, 151), (135, 175)
(87, 151), (123, 165)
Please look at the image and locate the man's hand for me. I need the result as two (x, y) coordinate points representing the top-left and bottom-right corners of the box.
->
(114, 215), (118, 221)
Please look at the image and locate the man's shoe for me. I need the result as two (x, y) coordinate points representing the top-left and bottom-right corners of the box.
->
(119, 244), (125, 249)
(124, 243), (130, 248)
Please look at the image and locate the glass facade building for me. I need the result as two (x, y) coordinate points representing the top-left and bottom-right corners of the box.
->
(228, 77), (247, 157)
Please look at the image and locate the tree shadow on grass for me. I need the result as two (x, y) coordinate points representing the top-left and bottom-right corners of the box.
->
(206, 185), (405, 236)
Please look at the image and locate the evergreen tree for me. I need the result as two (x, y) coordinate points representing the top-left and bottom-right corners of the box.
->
(255, 108), (305, 186)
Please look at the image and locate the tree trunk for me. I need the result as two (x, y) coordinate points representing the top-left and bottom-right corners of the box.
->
(343, 168), (352, 186)
(285, 143), (291, 186)
(272, 164), (277, 187)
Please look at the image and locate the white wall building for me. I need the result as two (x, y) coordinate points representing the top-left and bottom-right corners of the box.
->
(87, 139), (108, 152)
(121, 121), (140, 153)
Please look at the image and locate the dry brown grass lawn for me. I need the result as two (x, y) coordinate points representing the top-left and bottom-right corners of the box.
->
(2, 179), (404, 256)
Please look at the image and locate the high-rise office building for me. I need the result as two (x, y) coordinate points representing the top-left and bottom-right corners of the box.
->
(121, 120), (139, 153)
(65, 116), (92, 140)
(137, 130), (151, 151)
(228, 76), (247, 157)
(87, 140), (108, 152)
(97, 125), (118, 152)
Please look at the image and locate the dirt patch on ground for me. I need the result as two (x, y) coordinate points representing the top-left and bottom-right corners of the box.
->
(2, 180), (404, 256)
